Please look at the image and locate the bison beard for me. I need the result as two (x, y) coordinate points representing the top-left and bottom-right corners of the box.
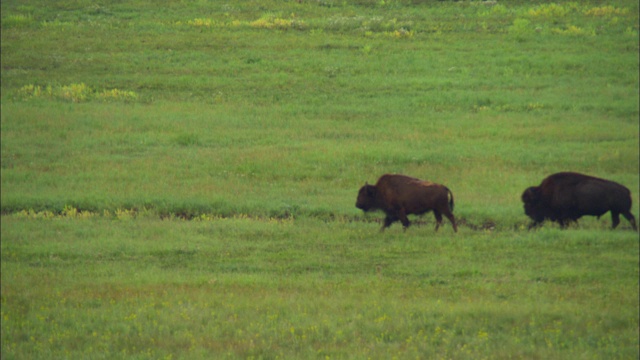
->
(522, 172), (637, 230)
(356, 174), (457, 232)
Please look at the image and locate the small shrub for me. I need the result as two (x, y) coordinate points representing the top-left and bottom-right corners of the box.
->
(489, 4), (509, 16)
(584, 6), (629, 17)
(527, 3), (572, 19)
(62, 205), (78, 218)
(14, 83), (139, 103)
(2, 14), (34, 29)
(508, 18), (532, 37)
(97, 89), (139, 103)
(115, 208), (136, 220)
(552, 25), (594, 37)
(15, 209), (55, 219)
(15, 84), (53, 100)
(187, 18), (216, 28)
(14, 206), (97, 219)
(250, 14), (306, 30)
(17, 83), (92, 102)
(385, 28), (414, 39)
(58, 83), (92, 103)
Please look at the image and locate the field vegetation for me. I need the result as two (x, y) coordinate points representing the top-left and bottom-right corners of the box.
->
(2, 0), (638, 358)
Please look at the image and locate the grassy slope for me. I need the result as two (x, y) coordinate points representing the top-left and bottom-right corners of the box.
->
(1, 0), (639, 358)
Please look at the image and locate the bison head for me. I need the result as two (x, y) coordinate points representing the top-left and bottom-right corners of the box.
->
(356, 183), (378, 212)
(521, 186), (544, 222)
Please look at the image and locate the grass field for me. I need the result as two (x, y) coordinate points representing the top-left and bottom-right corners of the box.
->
(2, 0), (639, 358)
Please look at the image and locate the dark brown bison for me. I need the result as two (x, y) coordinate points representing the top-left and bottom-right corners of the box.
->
(356, 174), (458, 232)
(522, 172), (637, 230)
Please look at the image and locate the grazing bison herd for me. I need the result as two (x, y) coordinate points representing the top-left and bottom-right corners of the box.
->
(356, 172), (637, 232)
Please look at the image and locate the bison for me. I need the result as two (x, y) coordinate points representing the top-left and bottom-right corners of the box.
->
(356, 174), (458, 232)
(521, 172), (637, 230)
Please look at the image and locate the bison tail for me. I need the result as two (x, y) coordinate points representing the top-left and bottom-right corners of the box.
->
(446, 187), (455, 212)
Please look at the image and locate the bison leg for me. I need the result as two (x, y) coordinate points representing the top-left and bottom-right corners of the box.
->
(433, 211), (443, 232)
(381, 215), (395, 232)
(611, 212), (621, 229)
(609, 211), (638, 230)
(558, 219), (572, 229)
(621, 211), (637, 231)
(398, 209), (411, 230)
(434, 210), (457, 232)
(444, 211), (458, 233)
(527, 221), (542, 230)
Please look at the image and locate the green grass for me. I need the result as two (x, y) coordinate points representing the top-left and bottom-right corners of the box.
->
(1, 0), (639, 358)
(2, 216), (638, 359)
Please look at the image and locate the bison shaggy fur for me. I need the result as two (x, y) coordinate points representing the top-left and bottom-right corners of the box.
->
(522, 172), (637, 230)
(356, 174), (457, 232)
